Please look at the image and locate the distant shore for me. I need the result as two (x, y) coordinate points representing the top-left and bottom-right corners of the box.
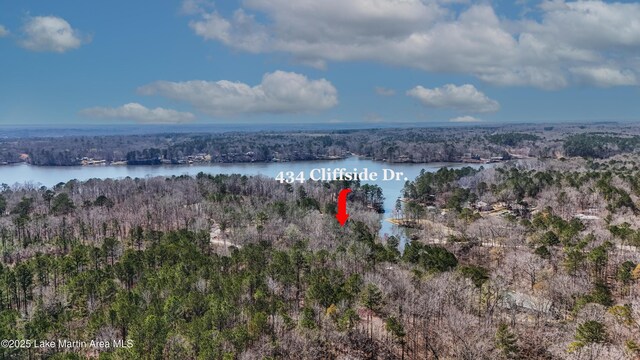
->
(0, 154), (508, 168)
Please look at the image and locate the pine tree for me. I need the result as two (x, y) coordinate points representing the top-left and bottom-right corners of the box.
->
(385, 316), (406, 359)
(495, 322), (518, 359)
(361, 284), (383, 338)
(575, 320), (607, 345)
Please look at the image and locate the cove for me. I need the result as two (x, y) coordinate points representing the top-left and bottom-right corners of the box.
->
(0, 157), (486, 243)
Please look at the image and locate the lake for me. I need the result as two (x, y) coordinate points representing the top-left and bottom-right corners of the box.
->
(0, 158), (486, 243)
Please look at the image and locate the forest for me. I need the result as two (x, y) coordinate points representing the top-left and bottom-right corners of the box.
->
(0, 123), (609, 166)
(1, 125), (640, 359)
(3, 122), (640, 167)
(397, 155), (640, 359)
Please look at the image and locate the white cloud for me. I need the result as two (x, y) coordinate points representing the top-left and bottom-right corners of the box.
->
(539, 0), (568, 12)
(189, 9), (268, 53)
(0, 25), (8, 37)
(185, 0), (640, 89)
(374, 86), (395, 96)
(20, 16), (86, 53)
(180, 0), (215, 15)
(138, 71), (338, 116)
(570, 66), (637, 87)
(528, 1), (640, 50)
(449, 115), (482, 123)
(80, 103), (195, 124)
(407, 84), (500, 113)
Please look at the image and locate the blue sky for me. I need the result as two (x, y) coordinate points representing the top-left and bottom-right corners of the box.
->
(1, 0), (640, 125)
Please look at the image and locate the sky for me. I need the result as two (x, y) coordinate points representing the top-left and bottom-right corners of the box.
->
(1, 0), (640, 126)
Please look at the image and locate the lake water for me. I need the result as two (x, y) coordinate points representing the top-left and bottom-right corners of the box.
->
(0, 158), (485, 242)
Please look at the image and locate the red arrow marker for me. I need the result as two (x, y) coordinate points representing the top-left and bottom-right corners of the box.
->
(336, 188), (352, 226)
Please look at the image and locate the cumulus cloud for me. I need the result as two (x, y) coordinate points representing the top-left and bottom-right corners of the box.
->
(189, 9), (268, 53)
(407, 84), (499, 113)
(449, 115), (482, 123)
(80, 103), (195, 124)
(20, 16), (87, 53)
(185, 0), (640, 89)
(0, 25), (8, 37)
(138, 71), (338, 116)
(570, 66), (637, 87)
(374, 86), (395, 96)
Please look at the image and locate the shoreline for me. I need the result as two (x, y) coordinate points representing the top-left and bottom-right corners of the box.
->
(0, 155), (502, 169)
